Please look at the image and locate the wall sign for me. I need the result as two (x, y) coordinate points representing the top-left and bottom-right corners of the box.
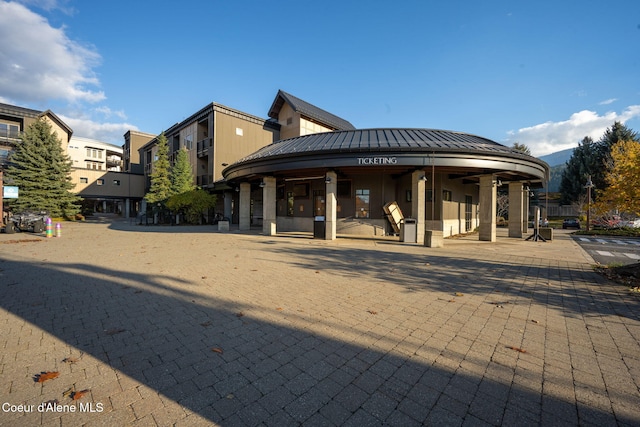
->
(357, 156), (397, 165)
(3, 186), (18, 198)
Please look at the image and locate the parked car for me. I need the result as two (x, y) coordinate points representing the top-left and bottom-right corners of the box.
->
(592, 216), (622, 229)
(562, 218), (580, 229)
(620, 218), (640, 228)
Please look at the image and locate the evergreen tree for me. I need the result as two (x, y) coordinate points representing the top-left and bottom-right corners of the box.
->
(5, 118), (80, 217)
(170, 147), (195, 195)
(559, 136), (597, 204)
(592, 121), (639, 191)
(511, 142), (532, 156)
(144, 133), (172, 204)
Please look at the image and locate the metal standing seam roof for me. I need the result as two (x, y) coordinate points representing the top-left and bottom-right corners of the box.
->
(233, 128), (540, 163)
(268, 90), (356, 131)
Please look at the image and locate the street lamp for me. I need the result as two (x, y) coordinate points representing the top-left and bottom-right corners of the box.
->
(584, 175), (594, 232)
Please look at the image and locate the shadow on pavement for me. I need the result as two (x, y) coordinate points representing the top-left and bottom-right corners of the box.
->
(0, 240), (637, 426)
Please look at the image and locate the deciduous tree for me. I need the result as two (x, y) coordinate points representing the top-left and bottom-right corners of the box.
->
(593, 139), (640, 217)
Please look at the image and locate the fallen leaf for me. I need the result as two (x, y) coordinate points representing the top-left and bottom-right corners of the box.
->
(62, 388), (74, 398)
(134, 290), (142, 294)
(315, 271), (320, 274)
(235, 312), (244, 317)
(455, 292), (464, 297)
(71, 390), (90, 400)
(201, 276), (207, 279)
(200, 321), (212, 327)
(531, 319), (539, 324)
(35, 371), (60, 383)
(507, 346), (527, 353)
(276, 307), (283, 311)
(367, 310), (378, 315)
(62, 357), (80, 364)
(104, 328), (126, 336)
(211, 347), (224, 354)
(226, 393), (234, 399)
(449, 299), (456, 303)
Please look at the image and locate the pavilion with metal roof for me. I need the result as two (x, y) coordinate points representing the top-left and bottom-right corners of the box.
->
(222, 127), (549, 244)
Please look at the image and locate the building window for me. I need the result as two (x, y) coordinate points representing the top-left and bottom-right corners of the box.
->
(185, 133), (193, 150)
(286, 117), (293, 125)
(113, 180), (121, 186)
(97, 179), (104, 186)
(80, 177), (88, 184)
(236, 127), (243, 136)
(287, 192), (294, 216)
(355, 189), (370, 218)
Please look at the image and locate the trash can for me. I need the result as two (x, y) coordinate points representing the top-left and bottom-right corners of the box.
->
(313, 216), (326, 239)
(400, 218), (417, 243)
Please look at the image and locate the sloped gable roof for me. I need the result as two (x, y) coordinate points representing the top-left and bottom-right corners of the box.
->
(268, 90), (355, 131)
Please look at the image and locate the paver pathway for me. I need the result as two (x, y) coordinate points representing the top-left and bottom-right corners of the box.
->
(1, 222), (639, 426)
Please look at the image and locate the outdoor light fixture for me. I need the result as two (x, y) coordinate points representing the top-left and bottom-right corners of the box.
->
(259, 181), (266, 188)
(420, 175), (428, 181)
(324, 176), (332, 184)
(235, 187), (239, 192)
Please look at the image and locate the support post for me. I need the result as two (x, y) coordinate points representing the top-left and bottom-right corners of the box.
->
(262, 177), (277, 236)
(411, 170), (426, 245)
(479, 175), (497, 242)
(239, 182), (251, 231)
(508, 182), (524, 238)
(325, 171), (337, 240)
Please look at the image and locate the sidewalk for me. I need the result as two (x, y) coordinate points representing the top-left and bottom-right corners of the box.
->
(0, 221), (638, 426)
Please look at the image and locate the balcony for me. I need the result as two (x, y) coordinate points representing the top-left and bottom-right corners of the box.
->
(197, 137), (212, 158)
(0, 129), (22, 145)
(197, 174), (213, 187)
(106, 155), (123, 168)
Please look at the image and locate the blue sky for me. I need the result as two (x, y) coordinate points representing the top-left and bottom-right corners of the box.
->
(1, 0), (639, 157)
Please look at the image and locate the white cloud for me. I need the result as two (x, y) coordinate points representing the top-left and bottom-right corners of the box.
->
(60, 114), (138, 145)
(505, 105), (640, 157)
(599, 98), (617, 105)
(0, 1), (103, 104)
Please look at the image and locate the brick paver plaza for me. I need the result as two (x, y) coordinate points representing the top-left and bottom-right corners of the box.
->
(1, 220), (639, 426)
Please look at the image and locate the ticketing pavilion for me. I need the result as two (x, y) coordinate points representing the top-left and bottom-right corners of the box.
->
(221, 128), (549, 243)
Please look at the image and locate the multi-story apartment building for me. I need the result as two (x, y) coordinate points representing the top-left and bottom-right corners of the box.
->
(128, 91), (355, 222)
(67, 136), (145, 216)
(0, 103), (73, 168)
(67, 136), (123, 172)
(0, 103), (145, 219)
(123, 130), (155, 174)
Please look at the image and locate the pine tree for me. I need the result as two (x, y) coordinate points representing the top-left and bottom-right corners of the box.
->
(559, 136), (597, 204)
(170, 147), (195, 195)
(5, 118), (80, 217)
(144, 133), (172, 204)
(511, 142), (532, 156)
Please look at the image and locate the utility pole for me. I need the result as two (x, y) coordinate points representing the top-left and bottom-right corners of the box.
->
(585, 175), (593, 232)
